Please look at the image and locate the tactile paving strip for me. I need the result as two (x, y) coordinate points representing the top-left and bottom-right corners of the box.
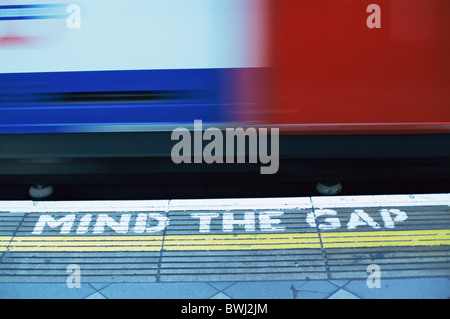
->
(0, 195), (449, 282)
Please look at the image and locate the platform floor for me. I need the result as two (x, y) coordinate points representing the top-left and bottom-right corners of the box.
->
(0, 194), (449, 298)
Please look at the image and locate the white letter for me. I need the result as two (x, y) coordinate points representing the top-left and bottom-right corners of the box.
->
(347, 210), (380, 230)
(171, 128), (191, 164)
(32, 214), (75, 235)
(76, 214), (92, 234)
(307, 209), (341, 230)
(191, 213), (219, 233)
(133, 213), (169, 233)
(223, 212), (255, 232)
(258, 211), (285, 232)
(93, 214), (131, 234)
(366, 4), (381, 29)
(66, 4), (81, 29)
(380, 209), (407, 229)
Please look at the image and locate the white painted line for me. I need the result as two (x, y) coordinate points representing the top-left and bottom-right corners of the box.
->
(0, 193), (448, 213)
(169, 197), (313, 211)
(0, 200), (170, 213)
(310, 194), (450, 208)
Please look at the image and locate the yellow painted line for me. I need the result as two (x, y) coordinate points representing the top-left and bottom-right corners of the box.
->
(321, 229), (450, 249)
(11, 236), (164, 242)
(10, 241), (163, 247)
(0, 230), (449, 252)
(321, 229), (450, 238)
(164, 239), (320, 246)
(165, 233), (319, 240)
(0, 236), (12, 242)
(0, 236), (12, 253)
(163, 233), (321, 250)
(163, 244), (321, 251)
(8, 236), (163, 252)
(323, 240), (450, 249)
(8, 246), (163, 252)
(321, 234), (450, 243)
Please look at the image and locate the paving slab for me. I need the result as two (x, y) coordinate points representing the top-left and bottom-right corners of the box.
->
(85, 291), (107, 299)
(327, 288), (360, 299)
(210, 292), (232, 299)
(208, 281), (236, 291)
(0, 282), (95, 299)
(98, 282), (219, 299)
(343, 277), (450, 299)
(292, 280), (339, 299)
(222, 281), (301, 299)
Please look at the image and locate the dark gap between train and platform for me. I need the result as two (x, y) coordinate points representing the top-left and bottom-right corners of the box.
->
(0, 178), (448, 201)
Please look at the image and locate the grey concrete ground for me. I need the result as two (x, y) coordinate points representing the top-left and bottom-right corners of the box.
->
(1, 277), (449, 299)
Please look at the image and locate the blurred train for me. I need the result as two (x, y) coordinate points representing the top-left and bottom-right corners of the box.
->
(0, 0), (449, 198)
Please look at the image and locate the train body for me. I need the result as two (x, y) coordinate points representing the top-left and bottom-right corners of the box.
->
(268, 0), (450, 135)
(0, 0), (449, 190)
(1, 0), (448, 134)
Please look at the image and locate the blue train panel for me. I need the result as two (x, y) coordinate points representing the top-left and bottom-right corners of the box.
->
(0, 69), (234, 133)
